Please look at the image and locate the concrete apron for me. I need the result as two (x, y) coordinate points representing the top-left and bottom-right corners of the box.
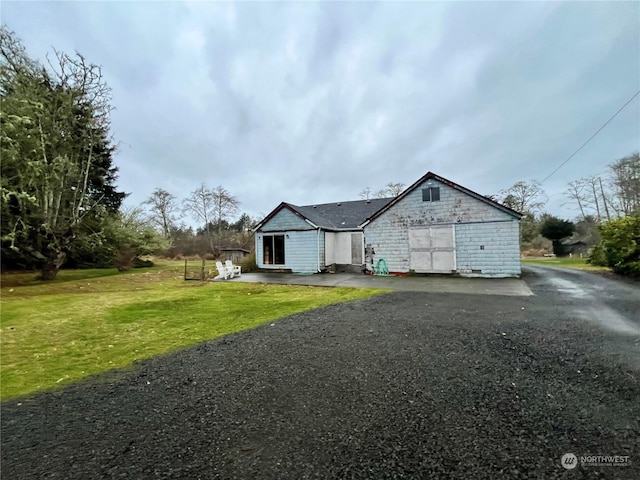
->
(223, 273), (534, 297)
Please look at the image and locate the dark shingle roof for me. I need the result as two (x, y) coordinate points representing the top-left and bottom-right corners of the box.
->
(288, 197), (394, 229)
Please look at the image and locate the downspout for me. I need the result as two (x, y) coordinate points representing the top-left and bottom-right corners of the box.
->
(316, 227), (321, 272)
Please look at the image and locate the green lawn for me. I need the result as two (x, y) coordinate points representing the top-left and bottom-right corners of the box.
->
(522, 257), (610, 272)
(0, 263), (384, 400)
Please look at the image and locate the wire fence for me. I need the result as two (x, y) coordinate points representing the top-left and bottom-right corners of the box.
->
(183, 259), (209, 281)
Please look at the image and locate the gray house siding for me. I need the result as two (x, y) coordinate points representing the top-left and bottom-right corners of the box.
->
(281, 230), (322, 272)
(255, 207), (323, 272)
(256, 229), (323, 272)
(259, 208), (314, 232)
(364, 177), (521, 277)
(455, 221), (520, 277)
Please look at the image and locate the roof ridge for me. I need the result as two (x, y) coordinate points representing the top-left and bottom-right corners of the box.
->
(297, 197), (394, 208)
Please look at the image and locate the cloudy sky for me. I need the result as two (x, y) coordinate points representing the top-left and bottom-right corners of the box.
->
(3, 1), (639, 222)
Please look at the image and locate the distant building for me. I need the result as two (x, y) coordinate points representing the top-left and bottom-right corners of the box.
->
(559, 239), (589, 256)
(220, 248), (251, 264)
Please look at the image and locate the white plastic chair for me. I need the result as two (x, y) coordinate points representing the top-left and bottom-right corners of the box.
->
(215, 261), (232, 280)
(225, 260), (241, 277)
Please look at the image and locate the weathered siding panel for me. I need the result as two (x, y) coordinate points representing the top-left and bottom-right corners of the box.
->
(364, 221), (411, 272)
(455, 221), (521, 277)
(364, 178), (520, 276)
(255, 230), (321, 272)
(260, 208), (313, 232)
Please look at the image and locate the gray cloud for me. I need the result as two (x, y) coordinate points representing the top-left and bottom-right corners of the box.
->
(3, 1), (638, 223)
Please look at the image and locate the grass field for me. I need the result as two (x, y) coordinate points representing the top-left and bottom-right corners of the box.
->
(522, 257), (610, 271)
(0, 262), (384, 400)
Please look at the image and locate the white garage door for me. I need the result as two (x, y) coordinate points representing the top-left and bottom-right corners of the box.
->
(409, 226), (455, 273)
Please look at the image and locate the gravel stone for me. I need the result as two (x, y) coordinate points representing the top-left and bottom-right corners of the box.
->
(2, 275), (639, 479)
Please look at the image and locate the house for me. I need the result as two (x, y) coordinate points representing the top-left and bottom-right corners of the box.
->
(559, 239), (589, 257)
(254, 172), (523, 277)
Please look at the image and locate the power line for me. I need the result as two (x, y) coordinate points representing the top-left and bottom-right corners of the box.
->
(539, 89), (640, 184)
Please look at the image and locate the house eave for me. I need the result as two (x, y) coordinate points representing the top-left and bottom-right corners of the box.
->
(253, 202), (317, 232)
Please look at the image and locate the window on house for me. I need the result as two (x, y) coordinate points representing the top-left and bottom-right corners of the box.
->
(263, 235), (285, 265)
(422, 187), (440, 202)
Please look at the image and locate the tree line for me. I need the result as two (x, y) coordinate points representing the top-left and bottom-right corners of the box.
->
(1, 27), (139, 279)
(0, 28), (255, 279)
(2, 27), (637, 279)
(141, 185), (257, 258)
(494, 152), (639, 244)
(495, 152), (639, 276)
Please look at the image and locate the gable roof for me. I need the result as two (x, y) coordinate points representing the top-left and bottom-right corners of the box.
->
(255, 197), (394, 231)
(256, 172), (522, 232)
(360, 171), (523, 226)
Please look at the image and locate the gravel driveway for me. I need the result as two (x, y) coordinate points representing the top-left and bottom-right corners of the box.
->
(2, 269), (639, 479)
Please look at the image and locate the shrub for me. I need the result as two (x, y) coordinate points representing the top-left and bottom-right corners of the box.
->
(591, 215), (640, 277)
(587, 244), (607, 266)
(132, 257), (154, 268)
(239, 253), (258, 273)
(521, 235), (553, 257)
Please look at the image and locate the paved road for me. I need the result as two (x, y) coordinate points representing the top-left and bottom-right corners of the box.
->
(1, 267), (639, 479)
(523, 265), (640, 337)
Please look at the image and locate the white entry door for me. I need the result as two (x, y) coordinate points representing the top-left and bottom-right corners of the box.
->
(409, 226), (455, 273)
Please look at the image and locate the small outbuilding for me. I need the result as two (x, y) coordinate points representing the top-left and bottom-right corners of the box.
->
(255, 172), (523, 277)
(559, 239), (589, 257)
(220, 248), (251, 264)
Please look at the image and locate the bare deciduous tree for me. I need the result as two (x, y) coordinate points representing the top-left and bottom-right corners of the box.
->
(584, 175), (603, 222)
(359, 187), (372, 200)
(212, 186), (240, 230)
(609, 152), (640, 216)
(385, 182), (405, 197)
(182, 184), (216, 253)
(565, 180), (589, 220)
(212, 185), (240, 252)
(372, 182), (405, 199)
(181, 184), (240, 255)
(499, 180), (547, 214)
(144, 188), (180, 238)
